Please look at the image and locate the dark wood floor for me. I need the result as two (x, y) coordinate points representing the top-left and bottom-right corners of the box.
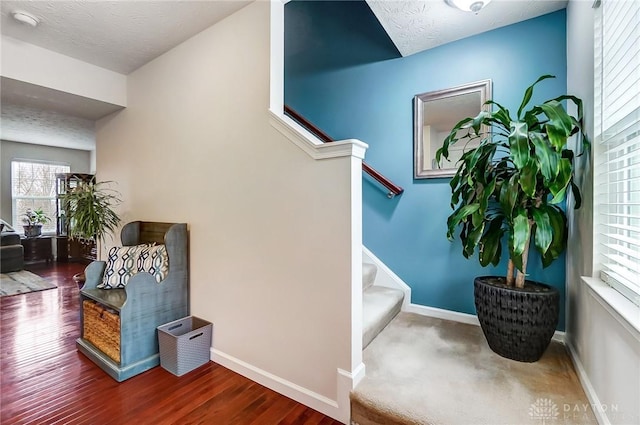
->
(1, 262), (342, 425)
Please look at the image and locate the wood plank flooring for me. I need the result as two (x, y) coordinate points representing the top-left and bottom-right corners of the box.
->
(1, 263), (342, 425)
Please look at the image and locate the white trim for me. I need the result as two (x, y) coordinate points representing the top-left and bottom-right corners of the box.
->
(565, 340), (611, 425)
(269, 0), (284, 113)
(268, 0), (367, 162)
(405, 303), (480, 325)
(268, 110), (367, 160)
(362, 246), (411, 309)
(405, 302), (566, 342)
(211, 348), (362, 424)
(582, 276), (640, 339)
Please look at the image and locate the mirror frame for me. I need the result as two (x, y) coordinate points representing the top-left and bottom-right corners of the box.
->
(413, 79), (492, 179)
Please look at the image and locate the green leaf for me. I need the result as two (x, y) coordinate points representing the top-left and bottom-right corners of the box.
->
(436, 117), (474, 163)
(479, 218), (504, 267)
(499, 174), (519, 218)
(570, 181), (582, 209)
(517, 74), (556, 119)
(479, 180), (496, 214)
(509, 121), (530, 170)
(447, 203), (480, 239)
(541, 205), (567, 267)
(541, 100), (573, 146)
(549, 158), (572, 203)
(471, 110), (491, 135)
(485, 100), (512, 129)
(530, 132), (559, 183)
(519, 158), (539, 198)
(511, 209), (531, 257)
(531, 207), (552, 255)
(464, 221), (485, 258)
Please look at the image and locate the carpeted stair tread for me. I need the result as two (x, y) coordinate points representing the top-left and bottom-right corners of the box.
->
(351, 312), (597, 425)
(362, 286), (403, 349)
(362, 263), (377, 290)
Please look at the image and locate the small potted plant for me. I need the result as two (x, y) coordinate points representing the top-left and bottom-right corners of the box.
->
(22, 208), (51, 238)
(436, 75), (590, 362)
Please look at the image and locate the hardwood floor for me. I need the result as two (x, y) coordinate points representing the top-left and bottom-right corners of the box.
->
(1, 263), (342, 425)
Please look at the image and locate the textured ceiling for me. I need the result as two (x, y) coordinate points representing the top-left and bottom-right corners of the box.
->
(0, 1), (250, 149)
(1, 102), (96, 151)
(0, 0), (252, 74)
(366, 0), (567, 57)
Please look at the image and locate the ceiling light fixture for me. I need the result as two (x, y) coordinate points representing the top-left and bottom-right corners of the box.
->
(446, 0), (492, 13)
(11, 10), (39, 27)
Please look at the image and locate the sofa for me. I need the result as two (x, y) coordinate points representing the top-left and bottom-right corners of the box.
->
(1, 231), (24, 273)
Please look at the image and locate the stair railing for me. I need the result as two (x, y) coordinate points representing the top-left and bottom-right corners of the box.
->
(284, 105), (404, 198)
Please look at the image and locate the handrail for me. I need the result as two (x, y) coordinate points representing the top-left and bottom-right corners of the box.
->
(284, 105), (404, 198)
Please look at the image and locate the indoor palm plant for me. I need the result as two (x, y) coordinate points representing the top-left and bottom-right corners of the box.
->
(435, 75), (590, 362)
(62, 180), (121, 243)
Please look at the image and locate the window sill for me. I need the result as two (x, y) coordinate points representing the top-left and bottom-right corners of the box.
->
(581, 276), (640, 337)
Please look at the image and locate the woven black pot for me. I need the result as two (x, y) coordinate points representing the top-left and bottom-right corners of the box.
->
(474, 276), (559, 362)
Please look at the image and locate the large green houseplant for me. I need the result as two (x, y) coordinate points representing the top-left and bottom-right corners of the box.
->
(62, 180), (121, 243)
(436, 75), (589, 362)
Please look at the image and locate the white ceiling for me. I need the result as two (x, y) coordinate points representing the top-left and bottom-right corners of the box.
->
(0, 0), (252, 74)
(0, 0), (567, 151)
(367, 0), (567, 57)
(0, 0), (251, 150)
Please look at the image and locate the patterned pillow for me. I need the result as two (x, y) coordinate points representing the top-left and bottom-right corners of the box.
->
(98, 245), (147, 289)
(137, 244), (169, 283)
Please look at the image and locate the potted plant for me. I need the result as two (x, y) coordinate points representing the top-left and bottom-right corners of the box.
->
(22, 208), (51, 237)
(61, 180), (121, 281)
(435, 75), (590, 362)
(61, 181), (121, 243)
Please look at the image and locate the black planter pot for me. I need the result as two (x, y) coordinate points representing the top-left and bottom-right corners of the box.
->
(474, 276), (559, 362)
(23, 224), (43, 238)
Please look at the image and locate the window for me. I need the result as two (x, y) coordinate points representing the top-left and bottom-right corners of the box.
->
(594, 0), (640, 305)
(11, 160), (70, 234)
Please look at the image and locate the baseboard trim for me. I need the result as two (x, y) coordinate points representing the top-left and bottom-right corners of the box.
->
(405, 303), (479, 325)
(405, 303), (566, 342)
(565, 339), (610, 425)
(211, 348), (359, 424)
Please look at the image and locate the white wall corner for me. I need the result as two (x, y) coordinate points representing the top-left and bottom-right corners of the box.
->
(337, 364), (366, 423)
(565, 340), (612, 425)
(211, 348), (363, 424)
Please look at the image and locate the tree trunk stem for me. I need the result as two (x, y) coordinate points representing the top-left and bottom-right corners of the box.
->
(515, 220), (533, 289)
(506, 259), (515, 286)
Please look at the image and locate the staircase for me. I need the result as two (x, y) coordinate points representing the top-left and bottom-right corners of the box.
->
(362, 262), (404, 349)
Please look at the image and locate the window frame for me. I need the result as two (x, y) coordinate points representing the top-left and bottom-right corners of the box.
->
(10, 159), (71, 235)
(592, 0), (640, 306)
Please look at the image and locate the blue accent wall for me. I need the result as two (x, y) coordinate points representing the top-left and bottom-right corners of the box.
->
(285, 3), (568, 329)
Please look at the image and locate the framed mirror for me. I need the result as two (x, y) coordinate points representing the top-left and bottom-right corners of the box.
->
(413, 79), (492, 179)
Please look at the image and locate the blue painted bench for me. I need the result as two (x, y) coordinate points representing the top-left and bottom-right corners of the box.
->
(76, 221), (189, 381)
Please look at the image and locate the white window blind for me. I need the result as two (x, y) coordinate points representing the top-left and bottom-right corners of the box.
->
(11, 160), (70, 234)
(594, 0), (640, 305)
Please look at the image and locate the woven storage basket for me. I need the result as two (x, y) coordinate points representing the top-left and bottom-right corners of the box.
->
(83, 300), (121, 363)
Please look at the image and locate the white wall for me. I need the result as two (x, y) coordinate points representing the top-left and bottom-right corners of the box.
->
(566, 2), (640, 424)
(1, 36), (127, 107)
(96, 2), (361, 422)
